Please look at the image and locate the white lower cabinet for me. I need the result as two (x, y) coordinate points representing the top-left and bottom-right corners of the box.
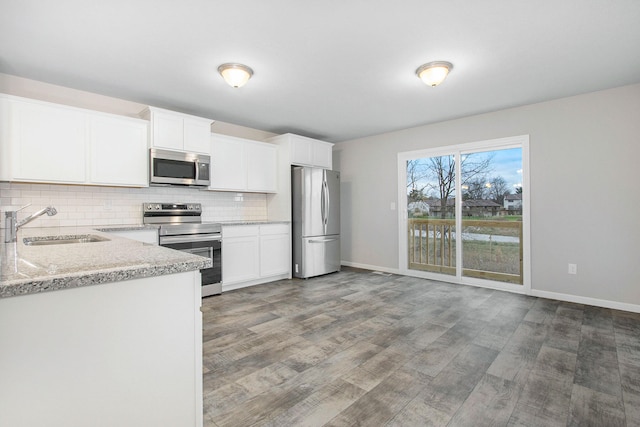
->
(222, 225), (260, 285)
(222, 223), (290, 291)
(0, 271), (203, 427)
(260, 225), (291, 277)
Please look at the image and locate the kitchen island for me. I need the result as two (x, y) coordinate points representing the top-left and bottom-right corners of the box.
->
(0, 227), (210, 427)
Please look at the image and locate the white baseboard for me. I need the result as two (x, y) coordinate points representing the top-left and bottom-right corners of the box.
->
(341, 261), (640, 314)
(340, 261), (400, 275)
(530, 289), (640, 314)
(222, 273), (290, 293)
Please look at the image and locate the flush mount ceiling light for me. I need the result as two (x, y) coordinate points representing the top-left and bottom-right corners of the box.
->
(416, 61), (453, 87)
(218, 63), (253, 88)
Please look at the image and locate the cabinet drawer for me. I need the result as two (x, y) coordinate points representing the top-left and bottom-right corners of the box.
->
(259, 223), (289, 235)
(223, 225), (260, 238)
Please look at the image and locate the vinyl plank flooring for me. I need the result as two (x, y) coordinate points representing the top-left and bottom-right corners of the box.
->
(447, 373), (521, 427)
(323, 366), (432, 427)
(201, 268), (640, 426)
(506, 345), (577, 426)
(261, 379), (366, 427)
(409, 344), (499, 417)
(568, 384), (626, 427)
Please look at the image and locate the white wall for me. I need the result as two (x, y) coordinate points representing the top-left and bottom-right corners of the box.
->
(334, 83), (640, 310)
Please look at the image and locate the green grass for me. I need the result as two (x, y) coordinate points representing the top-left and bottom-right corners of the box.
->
(410, 236), (520, 280)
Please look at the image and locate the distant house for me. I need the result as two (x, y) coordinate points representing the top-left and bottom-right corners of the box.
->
(428, 198), (502, 217)
(408, 201), (430, 217)
(504, 193), (522, 211)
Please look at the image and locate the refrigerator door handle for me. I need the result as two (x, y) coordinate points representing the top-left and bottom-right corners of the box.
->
(324, 179), (330, 227)
(320, 180), (326, 226)
(309, 238), (339, 243)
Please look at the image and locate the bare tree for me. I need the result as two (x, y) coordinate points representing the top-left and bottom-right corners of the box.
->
(428, 154), (493, 218)
(406, 159), (433, 203)
(488, 176), (509, 205)
(463, 178), (488, 200)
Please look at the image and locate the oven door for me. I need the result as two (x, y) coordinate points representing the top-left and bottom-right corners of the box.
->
(159, 235), (222, 287)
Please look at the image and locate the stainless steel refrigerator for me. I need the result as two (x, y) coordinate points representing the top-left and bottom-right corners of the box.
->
(292, 166), (340, 278)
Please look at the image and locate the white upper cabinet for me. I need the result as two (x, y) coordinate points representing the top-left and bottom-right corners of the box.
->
(88, 114), (148, 186)
(246, 140), (277, 192)
(210, 134), (277, 193)
(9, 97), (87, 183)
(0, 94), (148, 187)
(141, 106), (212, 154)
(182, 118), (212, 154)
(210, 134), (245, 191)
(268, 133), (333, 169)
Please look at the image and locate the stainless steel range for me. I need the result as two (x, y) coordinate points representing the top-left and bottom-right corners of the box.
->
(143, 203), (222, 297)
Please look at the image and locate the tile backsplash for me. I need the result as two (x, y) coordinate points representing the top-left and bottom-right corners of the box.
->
(0, 182), (267, 228)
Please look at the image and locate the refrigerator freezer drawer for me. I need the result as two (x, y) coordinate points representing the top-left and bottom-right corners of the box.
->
(294, 236), (341, 279)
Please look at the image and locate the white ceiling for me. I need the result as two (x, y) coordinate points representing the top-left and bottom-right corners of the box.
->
(2, 1), (639, 143)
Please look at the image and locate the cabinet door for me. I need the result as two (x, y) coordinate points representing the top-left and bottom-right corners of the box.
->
(183, 118), (211, 154)
(259, 227), (290, 277)
(10, 99), (86, 183)
(246, 142), (277, 192)
(289, 137), (313, 166)
(151, 110), (183, 151)
(0, 97), (10, 181)
(223, 226), (260, 284)
(210, 135), (246, 191)
(313, 142), (333, 169)
(89, 115), (148, 186)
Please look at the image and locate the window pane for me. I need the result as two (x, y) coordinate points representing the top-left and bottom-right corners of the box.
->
(406, 155), (456, 276)
(460, 148), (523, 284)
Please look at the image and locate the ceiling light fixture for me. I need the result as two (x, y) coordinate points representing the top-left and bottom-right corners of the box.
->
(218, 63), (253, 88)
(416, 61), (453, 87)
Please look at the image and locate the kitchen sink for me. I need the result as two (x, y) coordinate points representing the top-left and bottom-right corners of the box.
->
(23, 234), (110, 246)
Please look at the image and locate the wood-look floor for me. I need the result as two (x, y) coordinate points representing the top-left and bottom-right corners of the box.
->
(201, 268), (640, 427)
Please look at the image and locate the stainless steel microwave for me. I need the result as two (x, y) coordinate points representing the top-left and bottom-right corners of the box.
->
(149, 148), (211, 187)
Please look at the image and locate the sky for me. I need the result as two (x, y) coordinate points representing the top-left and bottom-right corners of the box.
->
(470, 147), (522, 191)
(409, 147), (523, 197)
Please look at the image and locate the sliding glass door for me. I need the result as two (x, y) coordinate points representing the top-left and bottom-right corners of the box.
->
(399, 136), (529, 291)
(406, 154), (457, 276)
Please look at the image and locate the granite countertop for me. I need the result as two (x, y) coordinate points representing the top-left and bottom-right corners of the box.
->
(93, 224), (159, 232)
(0, 226), (211, 299)
(218, 220), (290, 226)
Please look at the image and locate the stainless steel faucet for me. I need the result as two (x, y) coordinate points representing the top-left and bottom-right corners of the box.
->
(4, 204), (58, 243)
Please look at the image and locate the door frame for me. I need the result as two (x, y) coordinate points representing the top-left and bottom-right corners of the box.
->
(397, 135), (531, 294)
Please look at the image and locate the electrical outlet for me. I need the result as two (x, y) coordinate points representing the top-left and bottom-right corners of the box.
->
(568, 263), (577, 275)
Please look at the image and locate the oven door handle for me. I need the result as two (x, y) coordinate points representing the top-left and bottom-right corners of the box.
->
(160, 234), (221, 245)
